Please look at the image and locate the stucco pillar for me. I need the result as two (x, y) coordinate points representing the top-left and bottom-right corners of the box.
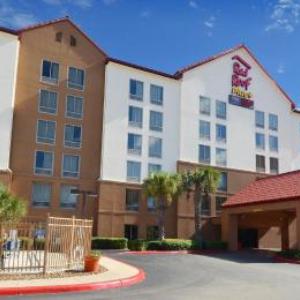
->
(221, 211), (238, 251)
(281, 217), (289, 251)
(296, 205), (300, 250)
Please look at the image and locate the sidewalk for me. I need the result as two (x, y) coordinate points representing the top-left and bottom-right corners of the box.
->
(0, 256), (145, 296)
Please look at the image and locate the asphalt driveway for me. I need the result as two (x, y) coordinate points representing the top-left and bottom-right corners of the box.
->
(5, 250), (300, 300)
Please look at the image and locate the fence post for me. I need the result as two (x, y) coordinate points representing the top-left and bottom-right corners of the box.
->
(43, 214), (50, 274)
(68, 216), (75, 269)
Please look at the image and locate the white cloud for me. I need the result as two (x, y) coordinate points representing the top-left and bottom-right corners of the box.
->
(42, 0), (93, 9)
(277, 63), (285, 74)
(189, 1), (198, 8)
(204, 16), (215, 28)
(265, 0), (300, 33)
(140, 10), (151, 18)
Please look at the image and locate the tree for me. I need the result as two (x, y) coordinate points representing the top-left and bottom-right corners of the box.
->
(143, 172), (182, 240)
(181, 167), (220, 243)
(0, 185), (27, 224)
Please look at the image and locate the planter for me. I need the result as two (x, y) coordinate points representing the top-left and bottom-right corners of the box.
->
(84, 255), (100, 272)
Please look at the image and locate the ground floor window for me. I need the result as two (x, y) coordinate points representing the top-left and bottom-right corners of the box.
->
(147, 225), (159, 240)
(147, 196), (156, 212)
(60, 185), (78, 209)
(124, 224), (138, 240)
(200, 196), (211, 216)
(32, 182), (51, 207)
(216, 196), (227, 213)
(270, 157), (279, 174)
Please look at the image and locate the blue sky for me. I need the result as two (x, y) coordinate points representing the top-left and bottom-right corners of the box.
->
(1, 0), (300, 104)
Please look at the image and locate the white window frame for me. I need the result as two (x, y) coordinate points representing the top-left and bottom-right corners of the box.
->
(128, 106), (143, 128)
(60, 184), (78, 209)
(67, 66), (85, 91)
(149, 111), (163, 132)
(65, 95), (84, 120)
(64, 124), (83, 149)
(216, 148), (227, 167)
(62, 154), (81, 179)
(149, 136), (162, 158)
(127, 160), (141, 182)
(199, 96), (211, 116)
(216, 100), (226, 120)
(31, 182), (52, 208)
(129, 79), (144, 101)
(38, 89), (58, 115)
(199, 120), (210, 140)
(150, 84), (164, 106)
(40, 59), (59, 85)
(36, 119), (57, 145)
(127, 133), (142, 155)
(216, 124), (226, 143)
(34, 150), (54, 176)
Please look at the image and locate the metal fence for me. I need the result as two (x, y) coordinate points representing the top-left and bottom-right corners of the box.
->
(0, 216), (93, 274)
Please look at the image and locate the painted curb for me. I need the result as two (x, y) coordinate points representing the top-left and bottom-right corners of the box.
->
(123, 250), (224, 255)
(274, 255), (300, 264)
(0, 264), (145, 296)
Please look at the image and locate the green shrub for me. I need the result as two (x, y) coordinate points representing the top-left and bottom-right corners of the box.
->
(19, 237), (33, 249)
(203, 241), (227, 250)
(279, 249), (300, 259)
(128, 239), (147, 251)
(146, 239), (192, 250)
(92, 237), (128, 249)
(34, 238), (45, 250)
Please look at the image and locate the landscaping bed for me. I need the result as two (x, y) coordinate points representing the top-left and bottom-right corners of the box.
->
(275, 249), (300, 264)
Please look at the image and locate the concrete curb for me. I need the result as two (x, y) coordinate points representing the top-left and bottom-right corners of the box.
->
(0, 262), (145, 296)
(274, 255), (300, 264)
(123, 250), (224, 255)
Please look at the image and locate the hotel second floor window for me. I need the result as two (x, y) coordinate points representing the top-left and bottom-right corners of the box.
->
(64, 125), (82, 148)
(216, 100), (226, 119)
(32, 182), (51, 208)
(255, 111), (265, 128)
(125, 189), (140, 211)
(124, 224), (138, 240)
(37, 120), (56, 144)
(62, 154), (80, 178)
(42, 60), (59, 84)
(147, 225), (159, 240)
(201, 195), (210, 216)
(148, 163), (161, 175)
(68, 67), (85, 90)
(129, 106), (143, 128)
(216, 196), (227, 213)
(199, 96), (211, 115)
(199, 144), (210, 164)
(256, 155), (265, 173)
(130, 79), (143, 101)
(149, 137), (162, 158)
(39, 90), (57, 114)
(128, 133), (142, 155)
(216, 148), (227, 167)
(150, 111), (163, 132)
(256, 133), (265, 150)
(218, 172), (228, 191)
(66, 96), (83, 119)
(269, 114), (278, 131)
(270, 157), (279, 174)
(147, 196), (156, 211)
(35, 151), (53, 176)
(127, 161), (141, 182)
(60, 185), (78, 209)
(216, 124), (226, 143)
(199, 120), (210, 140)
(150, 84), (163, 105)
(269, 135), (278, 152)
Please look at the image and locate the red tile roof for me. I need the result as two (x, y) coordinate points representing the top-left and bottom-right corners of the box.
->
(223, 170), (300, 208)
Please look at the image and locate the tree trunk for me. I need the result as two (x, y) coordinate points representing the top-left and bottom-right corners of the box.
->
(158, 198), (166, 240)
(194, 188), (203, 244)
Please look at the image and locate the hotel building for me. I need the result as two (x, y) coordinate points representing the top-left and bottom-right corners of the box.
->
(1, 17), (300, 247)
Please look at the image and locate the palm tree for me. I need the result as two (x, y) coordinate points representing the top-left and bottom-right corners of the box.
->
(0, 185), (27, 223)
(143, 172), (182, 240)
(181, 167), (220, 243)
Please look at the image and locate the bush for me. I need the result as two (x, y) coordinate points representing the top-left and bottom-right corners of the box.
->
(279, 249), (300, 259)
(128, 239), (147, 251)
(92, 237), (128, 249)
(19, 237), (33, 249)
(203, 241), (227, 250)
(146, 239), (192, 250)
(34, 238), (45, 250)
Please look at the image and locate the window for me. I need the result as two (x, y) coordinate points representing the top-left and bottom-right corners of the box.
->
(148, 163), (161, 175)
(66, 95), (83, 119)
(32, 182), (51, 207)
(130, 79), (143, 101)
(216, 196), (227, 212)
(199, 145), (210, 164)
(199, 96), (211, 115)
(124, 224), (138, 240)
(60, 185), (78, 209)
(62, 155), (80, 178)
(216, 100), (226, 119)
(55, 32), (62, 42)
(39, 90), (57, 114)
(269, 114), (278, 131)
(125, 189), (140, 211)
(201, 196), (210, 216)
(150, 84), (163, 105)
(147, 225), (159, 240)
(147, 197), (156, 211)
(42, 60), (59, 84)
(256, 133), (265, 150)
(149, 111), (163, 132)
(256, 155), (265, 172)
(127, 161), (141, 182)
(149, 137), (162, 158)
(216, 124), (226, 143)
(129, 106), (143, 128)
(68, 67), (85, 90)
(255, 111), (264, 128)
(199, 120), (210, 140)
(64, 125), (82, 148)
(270, 157), (279, 174)
(216, 148), (227, 166)
(128, 133), (142, 155)
(218, 172), (227, 191)
(269, 135), (278, 152)
(35, 151), (53, 176)
(36, 120), (56, 144)
(70, 35), (77, 47)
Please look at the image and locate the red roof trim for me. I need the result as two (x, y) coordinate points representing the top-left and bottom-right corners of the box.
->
(17, 16), (108, 58)
(106, 57), (177, 79)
